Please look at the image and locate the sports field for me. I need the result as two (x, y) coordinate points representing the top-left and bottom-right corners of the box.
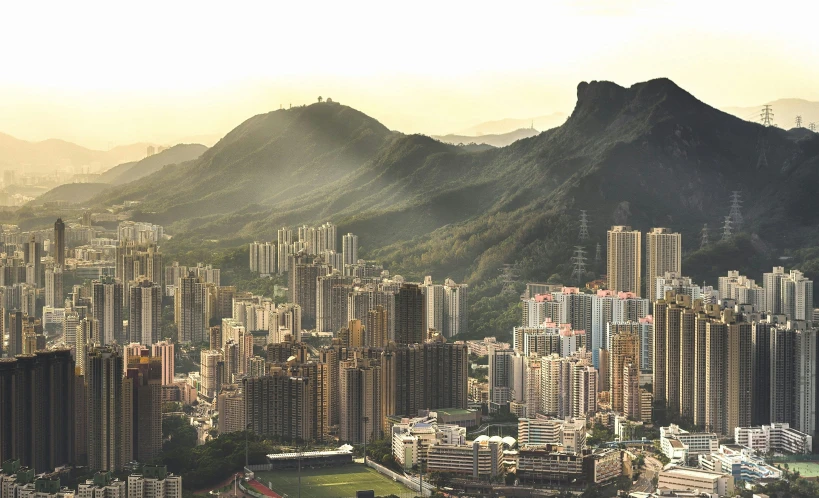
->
(254, 465), (413, 498)
(775, 461), (819, 477)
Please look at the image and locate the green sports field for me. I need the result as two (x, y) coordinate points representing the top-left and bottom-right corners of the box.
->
(775, 461), (819, 477)
(255, 465), (414, 498)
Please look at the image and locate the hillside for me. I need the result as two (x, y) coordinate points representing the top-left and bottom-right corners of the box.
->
(29, 183), (110, 206)
(88, 79), (819, 290)
(99, 144), (207, 185)
(0, 133), (152, 174)
(432, 128), (538, 147)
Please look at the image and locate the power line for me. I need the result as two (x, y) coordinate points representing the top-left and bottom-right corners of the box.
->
(796, 115), (803, 128)
(700, 224), (709, 250)
(729, 190), (743, 231)
(810, 123), (817, 132)
(498, 263), (519, 294)
(721, 216), (733, 242)
(760, 105), (774, 127)
(595, 243), (602, 264)
(578, 210), (589, 241)
(570, 246), (587, 284)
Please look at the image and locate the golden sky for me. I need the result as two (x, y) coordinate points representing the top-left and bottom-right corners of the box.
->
(1, 0), (817, 149)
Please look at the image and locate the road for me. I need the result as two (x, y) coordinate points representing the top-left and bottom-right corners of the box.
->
(631, 454), (663, 494)
(468, 422), (519, 436)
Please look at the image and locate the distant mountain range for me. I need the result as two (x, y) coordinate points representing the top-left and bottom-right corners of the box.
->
(30, 144), (207, 206)
(457, 113), (567, 135)
(0, 133), (154, 174)
(723, 98), (819, 130)
(431, 128), (539, 147)
(87, 78), (819, 288)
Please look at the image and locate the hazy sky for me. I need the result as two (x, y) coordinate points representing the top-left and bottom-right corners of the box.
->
(1, 0), (817, 149)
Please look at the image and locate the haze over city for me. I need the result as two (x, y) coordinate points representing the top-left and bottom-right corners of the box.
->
(1, 0), (818, 148)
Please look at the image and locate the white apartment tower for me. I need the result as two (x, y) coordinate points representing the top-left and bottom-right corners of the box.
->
(646, 228), (682, 302)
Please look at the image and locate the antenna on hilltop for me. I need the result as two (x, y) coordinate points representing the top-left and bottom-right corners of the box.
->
(796, 116), (804, 128)
(721, 216), (733, 242)
(700, 224), (709, 250)
(571, 246), (587, 284)
(578, 210), (590, 242)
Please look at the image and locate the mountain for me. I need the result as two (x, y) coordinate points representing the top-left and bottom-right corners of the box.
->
(723, 98), (819, 130)
(432, 128), (539, 147)
(0, 133), (153, 174)
(29, 182), (110, 206)
(98, 144), (208, 185)
(457, 112), (567, 135)
(90, 79), (819, 291)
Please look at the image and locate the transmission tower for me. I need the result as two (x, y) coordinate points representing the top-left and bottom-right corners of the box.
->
(594, 243), (602, 264)
(729, 191), (743, 231)
(570, 246), (587, 284)
(498, 263), (519, 294)
(760, 105), (774, 127)
(578, 210), (590, 241)
(796, 115), (804, 128)
(700, 224), (709, 250)
(810, 123), (817, 132)
(721, 216), (733, 241)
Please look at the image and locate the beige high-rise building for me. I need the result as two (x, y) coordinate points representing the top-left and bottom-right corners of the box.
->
(339, 357), (382, 444)
(216, 384), (246, 435)
(607, 226), (642, 296)
(726, 322), (752, 435)
(200, 350), (222, 398)
(623, 362), (641, 420)
(151, 341), (175, 386)
(366, 305), (388, 347)
(646, 228), (682, 301)
(609, 324), (640, 413)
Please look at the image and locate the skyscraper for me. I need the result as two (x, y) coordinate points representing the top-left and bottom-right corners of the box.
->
(177, 272), (206, 344)
(24, 235), (42, 287)
(443, 278), (468, 338)
(45, 265), (64, 308)
(122, 356), (162, 464)
(54, 218), (66, 267)
(288, 260), (323, 330)
(396, 284), (424, 344)
(607, 226), (642, 296)
(764, 266), (786, 314)
(93, 278), (124, 345)
(646, 228), (681, 301)
(366, 305), (388, 347)
(608, 323), (640, 413)
(342, 233), (358, 268)
(339, 357), (382, 443)
(129, 279), (163, 346)
(87, 347), (123, 472)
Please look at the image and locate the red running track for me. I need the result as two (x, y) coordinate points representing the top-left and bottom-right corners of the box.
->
(247, 479), (282, 498)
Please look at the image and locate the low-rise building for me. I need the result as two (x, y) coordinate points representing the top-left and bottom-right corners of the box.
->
(591, 448), (623, 484)
(425, 436), (504, 478)
(698, 445), (782, 483)
(77, 472), (126, 498)
(516, 445), (591, 485)
(1, 463), (75, 498)
(660, 425), (718, 464)
(518, 416), (586, 453)
(126, 465), (182, 498)
(656, 465), (734, 496)
(734, 423), (813, 455)
(391, 414), (467, 469)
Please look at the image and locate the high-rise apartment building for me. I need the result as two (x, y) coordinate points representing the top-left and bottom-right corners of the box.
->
(151, 341), (175, 386)
(342, 233), (358, 268)
(45, 265), (63, 308)
(608, 323), (640, 413)
(443, 278), (468, 338)
(177, 272), (206, 344)
(249, 242), (275, 276)
(607, 226), (642, 296)
(126, 465), (182, 498)
(764, 267), (787, 314)
(781, 270), (814, 321)
(366, 305), (388, 347)
(122, 356), (162, 464)
(0, 349), (75, 471)
(200, 350), (223, 398)
(87, 347), (123, 472)
(92, 278), (124, 345)
(396, 284), (424, 344)
(129, 279), (162, 346)
(646, 228), (682, 302)
(288, 260), (324, 330)
(339, 357), (382, 443)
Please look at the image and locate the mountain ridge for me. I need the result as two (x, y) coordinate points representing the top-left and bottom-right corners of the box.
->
(84, 78), (819, 289)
